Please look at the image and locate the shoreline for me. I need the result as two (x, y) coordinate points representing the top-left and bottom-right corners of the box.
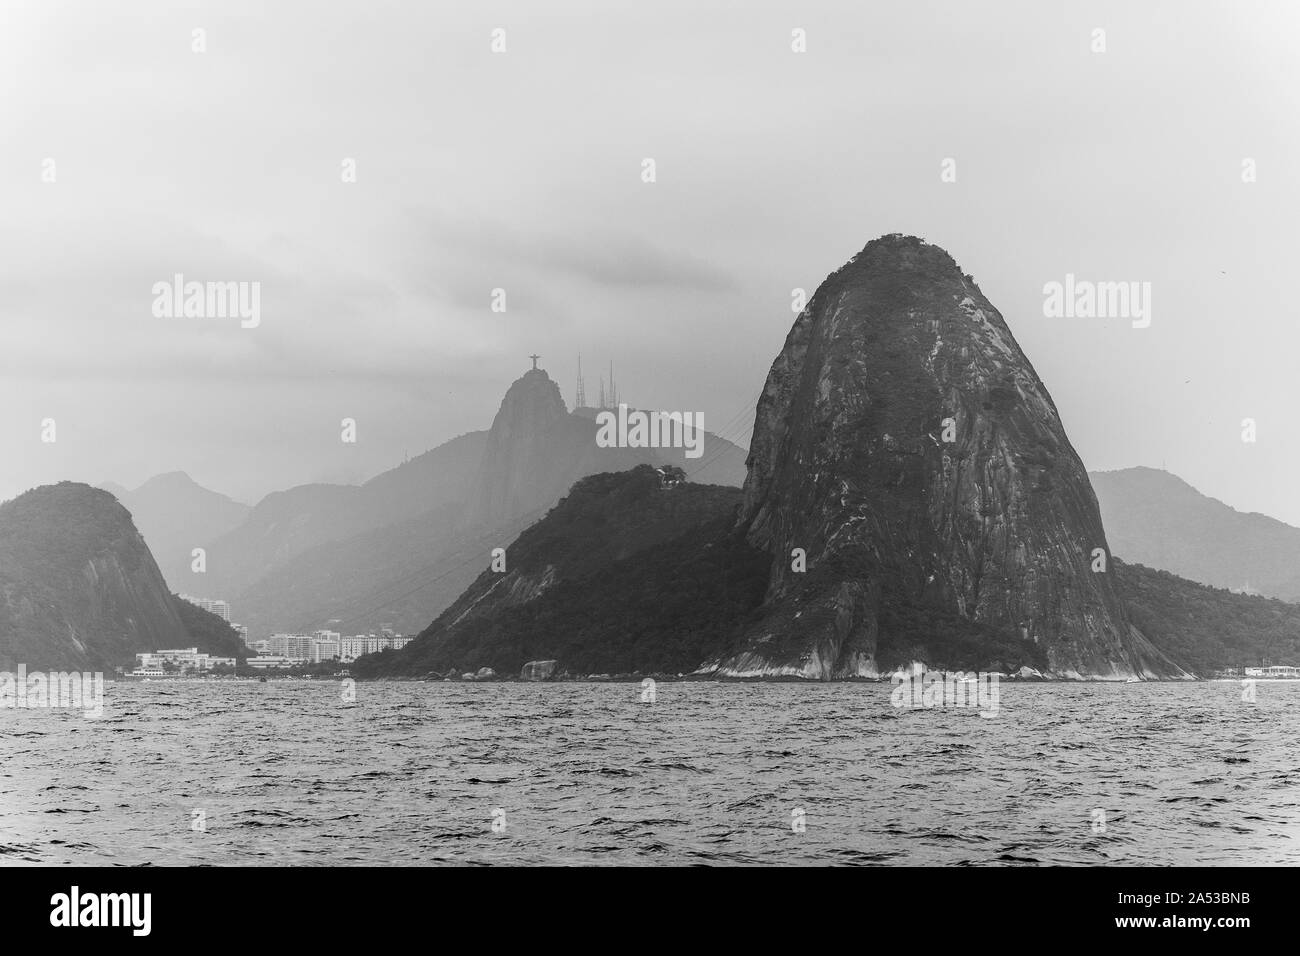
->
(100, 673), (1300, 685)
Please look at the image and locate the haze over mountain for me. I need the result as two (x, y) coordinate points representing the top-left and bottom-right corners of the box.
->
(74, 316), (1293, 652)
(1091, 466), (1300, 603)
(100, 472), (250, 590)
(115, 368), (747, 637)
(13, 231), (1297, 676)
(471, 369), (671, 525)
(232, 504), (540, 638)
(0, 482), (244, 670)
(198, 431), (487, 600)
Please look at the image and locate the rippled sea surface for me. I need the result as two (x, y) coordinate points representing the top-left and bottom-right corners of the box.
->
(2, 680), (1297, 866)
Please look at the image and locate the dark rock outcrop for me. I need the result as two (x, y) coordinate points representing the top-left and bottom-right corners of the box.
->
(353, 467), (762, 679)
(0, 482), (239, 670)
(713, 234), (1189, 679)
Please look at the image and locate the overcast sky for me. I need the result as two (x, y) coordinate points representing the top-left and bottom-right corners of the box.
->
(4, 0), (1298, 526)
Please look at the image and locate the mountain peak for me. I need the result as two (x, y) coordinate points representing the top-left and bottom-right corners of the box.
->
(842, 234), (965, 281)
(139, 471), (197, 490)
(1090, 467), (1218, 505)
(0, 482), (187, 669)
(727, 239), (1188, 679)
(491, 367), (569, 430)
(857, 231), (954, 258)
(470, 368), (574, 524)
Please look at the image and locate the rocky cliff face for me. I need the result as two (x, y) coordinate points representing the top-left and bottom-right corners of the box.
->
(717, 234), (1189, 680)
(0, 483), (192, 670)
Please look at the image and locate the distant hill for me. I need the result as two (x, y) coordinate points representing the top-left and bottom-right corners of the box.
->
(1091, 467), (1300, 602)
(201, 430), (487, 598)
(0, 482), (245, 670)
(101, 472), (249, 590)
(231, 503), (541, 637)
(214, 368), (746, 637)
(354, 466), (764, 678)
(1116, 559), (1300, 672)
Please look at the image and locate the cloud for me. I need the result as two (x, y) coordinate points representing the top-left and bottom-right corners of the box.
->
(414, 212), (738, 295)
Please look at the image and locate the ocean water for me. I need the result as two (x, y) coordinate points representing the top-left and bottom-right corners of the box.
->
(2, 680), (1296, 866)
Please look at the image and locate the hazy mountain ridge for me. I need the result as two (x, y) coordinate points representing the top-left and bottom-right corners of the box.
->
(232, 503), (541, 637)
(195, 370), (745, 636)
(101, 472), (250, 590)
(195, 430), (488, 599)
(1091, 466), (1300, 602)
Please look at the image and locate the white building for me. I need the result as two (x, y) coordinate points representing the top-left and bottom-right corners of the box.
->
(268, 633), (315, 659)
(134, 648), (236, 674)
(244, 655), (304, 669)
(179, 595), (232, 622)
(338, 632), (413, 662)
(312, 633), (340, 662)
(339, 635), (378, 661)
(1245, 666), (1300, 677)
